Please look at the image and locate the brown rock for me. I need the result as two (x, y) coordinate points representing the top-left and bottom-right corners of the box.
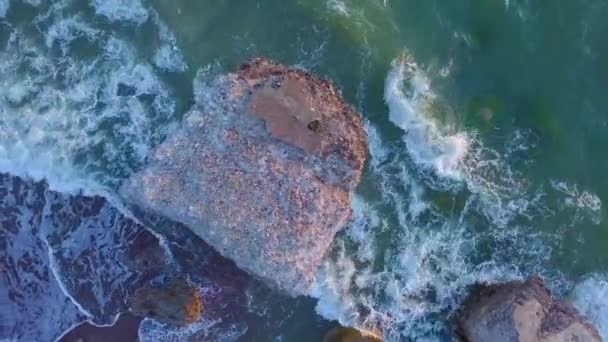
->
(131, 279), (202, 326)
(121, 58), (367, 295)
(456, 276), (601, 342)
(324, 327), (383, 342)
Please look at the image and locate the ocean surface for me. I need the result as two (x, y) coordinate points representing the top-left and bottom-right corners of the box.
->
(1, 0), (608, 341)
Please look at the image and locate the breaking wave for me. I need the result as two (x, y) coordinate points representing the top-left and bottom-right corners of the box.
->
(312, 53), (602, 340)
(572, 274), (608, 340)
(385, 54), (470, 180)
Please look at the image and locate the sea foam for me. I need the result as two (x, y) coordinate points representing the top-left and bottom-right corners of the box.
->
(311, 54), (578, 340)
(385, 54), (470, 180)
(572, 274), (608, 340)
(0, 2), (183, 194)
(90, 0), (149, 25)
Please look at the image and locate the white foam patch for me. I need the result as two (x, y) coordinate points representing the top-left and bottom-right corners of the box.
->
(385, 53), (546, 229)
(327, 0), (350, 16)
(90, 0), (149, 25)
(385, 54), (470, 180)
(152, 12), (187, 72)
(550, 180), (602, 223)
(0, 8), (178, 193)
(550, 181), (602, 212)
(45, 15), (100, 53)
(139, 312), (247, 342)
(571, 274), (608, 340)
(0, 0), (9, 18)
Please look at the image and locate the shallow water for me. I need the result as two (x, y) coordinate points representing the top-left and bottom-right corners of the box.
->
(1, 0), (607, 341)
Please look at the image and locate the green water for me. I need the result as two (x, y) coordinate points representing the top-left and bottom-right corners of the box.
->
(1, 0), (607, 340)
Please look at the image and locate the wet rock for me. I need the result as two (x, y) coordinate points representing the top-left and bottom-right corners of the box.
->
(131, 278), (202, 326)
(324, 327), (383, 342)
(121, 58), (367, 296)
(456, 276), (601, 342)
(0, 173), (170, 340)
(0, 174), (84, 342)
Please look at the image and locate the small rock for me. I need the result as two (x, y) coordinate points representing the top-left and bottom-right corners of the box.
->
(456, 276), (601, 342)
(131, 279), (202, 326)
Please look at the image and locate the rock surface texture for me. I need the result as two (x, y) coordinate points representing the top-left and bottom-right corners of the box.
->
(121, 58), (367, 295)
(131, 279), (202, 326)
(324, 327), (383, 342)
(456, 277), (602, 342)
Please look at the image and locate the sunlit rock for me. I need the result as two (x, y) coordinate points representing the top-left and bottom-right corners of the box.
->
(456, 276), (601, 342)
(122, 58), (367, 296)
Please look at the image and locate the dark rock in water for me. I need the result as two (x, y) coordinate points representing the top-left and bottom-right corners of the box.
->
(456, 276), (601, 342)
(131, 278), (202, 326)
(121, 58), (368, 296)
(324, 327), (383, 342)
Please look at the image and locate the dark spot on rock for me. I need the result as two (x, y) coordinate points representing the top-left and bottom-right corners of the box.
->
(272, 80), (282, 89)
(307, 120), (320, 132)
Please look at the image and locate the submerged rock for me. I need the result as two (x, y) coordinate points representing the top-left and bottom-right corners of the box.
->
(456, 277), (601, 342)
(131, 279), (202, 326)
(121, 58), (367, 295)
(324, 327), (383, 342)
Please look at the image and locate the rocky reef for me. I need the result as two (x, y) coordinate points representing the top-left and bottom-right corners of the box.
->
(456, 277), (601, 342)
(121, 58), (367, 296)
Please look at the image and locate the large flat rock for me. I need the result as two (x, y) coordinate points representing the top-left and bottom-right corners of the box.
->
(121, 58), (367, 295)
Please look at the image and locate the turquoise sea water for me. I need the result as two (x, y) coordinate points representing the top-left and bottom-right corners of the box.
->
(1, 0), (608, 341)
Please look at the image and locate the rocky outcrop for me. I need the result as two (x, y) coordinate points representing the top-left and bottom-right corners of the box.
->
(456, 277), (601, 342)
(131, 279), (202, 326)
(324, 327), (383, 342)
(121, 58), (367, 296)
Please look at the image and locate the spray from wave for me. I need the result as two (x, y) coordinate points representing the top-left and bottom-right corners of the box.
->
(385, 54), (470, 180)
